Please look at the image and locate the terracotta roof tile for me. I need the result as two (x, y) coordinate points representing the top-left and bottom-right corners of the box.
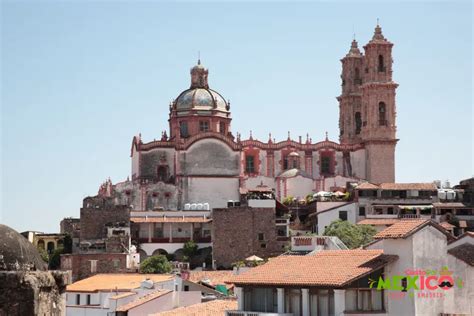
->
(357, 182), (437, 190)
(357, 218), (400, 226)
(374, 219), (429, 239)
(227, 250), (396, 287)
(439, 222), (455, 229)
(357, 182), (380, 190)
(153, 299), (237, 316)
(66, 274), (174, 292)
(374, 219), (454, 240)
(379, 183), (437, 190)
(131, 217), (211, 223)
(448, 244), (474, 266)
(116, 290), (171, 312)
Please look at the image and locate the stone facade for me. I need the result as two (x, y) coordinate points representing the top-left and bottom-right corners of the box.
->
(338, 25), (398, 183)
(60, 217), (80, 238)
(60, 253), (128, 282)
(212, 207), (285, 268)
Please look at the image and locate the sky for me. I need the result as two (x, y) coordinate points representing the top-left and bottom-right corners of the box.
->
(1, 1), (472, 233)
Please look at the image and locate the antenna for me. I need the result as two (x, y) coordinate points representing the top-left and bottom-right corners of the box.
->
(198, 51), (201, 64)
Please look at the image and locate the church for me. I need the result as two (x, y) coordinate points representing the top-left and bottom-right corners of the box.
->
(100, 24), (398, 211)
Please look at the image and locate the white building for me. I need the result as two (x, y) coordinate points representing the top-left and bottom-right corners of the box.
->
(226, 219), (473, 316)
(65, 274), (200, 316)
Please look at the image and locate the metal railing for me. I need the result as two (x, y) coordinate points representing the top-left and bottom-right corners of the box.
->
(226, 311), (292, 316)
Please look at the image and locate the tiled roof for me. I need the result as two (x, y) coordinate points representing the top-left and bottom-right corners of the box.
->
(448, 244), (474, 266)
(357, 182), (380, 190)
(432, 202), (467, 208)
(131, 217), (211, 223)
(153, 299), (237, 316)
(357, 218), (400, 226)
(439, 222), (455, 229)
(66, 274), (174, 292)
(374, 219), (453, 240)
(379, 183), (437, 190)
(116, 290), (171, 312)
(357, 182), (437, 190)
(227, 250), (397, 287)
(188, 270), (235, 288)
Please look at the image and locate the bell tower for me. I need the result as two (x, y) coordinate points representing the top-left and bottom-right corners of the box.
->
(360, 23), (398, 183)
(338, 39), (364, 144)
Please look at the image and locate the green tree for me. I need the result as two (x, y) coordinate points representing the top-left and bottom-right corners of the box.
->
(49, 247), (64, 270)
(37, 247), (49, 263)
(323, 219), (377, 249)
(140, 255), (173, 274)
(183, 240), (198, 259)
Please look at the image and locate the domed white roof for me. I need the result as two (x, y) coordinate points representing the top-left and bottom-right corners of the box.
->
(175, 88), (228, 112)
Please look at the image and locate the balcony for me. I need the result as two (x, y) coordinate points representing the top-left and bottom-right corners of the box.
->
(134, 236), (211, 244)
(226, 311), (292, 316)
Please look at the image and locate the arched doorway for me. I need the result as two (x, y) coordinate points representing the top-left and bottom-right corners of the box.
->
(47, 241), (55, 254)
(37, 239), (45, 250)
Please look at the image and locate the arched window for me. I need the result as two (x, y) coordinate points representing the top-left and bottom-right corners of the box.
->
(179, 121), (188, 138)
(355, 112), (362, 134)
(378, 55), (385, 72)
(354, 68), (361, 84)
(47, 241), (55, 254)
(157, 166), (168, 182)
(378, 102), (387, 126)
(37, 239), (45, 250)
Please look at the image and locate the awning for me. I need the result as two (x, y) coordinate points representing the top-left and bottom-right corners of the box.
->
(398, 205), (433, 211)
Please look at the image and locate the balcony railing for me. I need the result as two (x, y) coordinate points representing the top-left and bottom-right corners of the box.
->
(134, 236), (211, 244)
(226, 311), (292, 316)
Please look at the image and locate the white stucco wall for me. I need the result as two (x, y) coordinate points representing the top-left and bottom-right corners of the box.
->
(245, 176), (276, 189)
(186, 177), (239, 209)
(284, 175), (314, 199)
(317, 203), (357, 234)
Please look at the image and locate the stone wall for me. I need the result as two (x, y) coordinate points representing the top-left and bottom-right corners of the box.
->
(0, 271), (69, 316)
(60, 217), (80, 238)
(61, 253), (128, 282)
(212, 207), (285, 268)
(80, 197), (130, 241)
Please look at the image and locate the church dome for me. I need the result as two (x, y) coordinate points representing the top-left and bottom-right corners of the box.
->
(175, 88), (228, 111)
(0, 224), (47, 271)
(173, 60), (229, 113)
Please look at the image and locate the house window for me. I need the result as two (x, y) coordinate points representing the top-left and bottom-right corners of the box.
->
(184, 285), (189, 291)
(339, 211), (348, 221)
(258, 233), (265, 241)
(359, 207), (366, 216)
(219, 122), (226, 134)
(354, 68), (362, 84)
(260, 243), (267, 248)
(378, 55), (385, 72)
(246, 155), (255, 174)
(387, 207), (394, 214)
(179, 121), (188, 137)
(157, 166), (168, 182)
(355, 112), (362, 134)
(283, 156), (289, 170)
(90, 260), (97, 273)
(199, 121), (209, 132)
(76, 294), (80, 305)
(86, 294), (91, 305)
(321, 156), (331, 174)
(379, 102), (387, 126)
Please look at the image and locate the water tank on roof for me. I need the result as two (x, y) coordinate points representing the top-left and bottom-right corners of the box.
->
(190, 203), (197, 210)
(184, 203), (191, 210)
(197, 203), (203, 210)
(203, 203), (210, 210)
(438, 190), (447, 200)
(446, 190), (456, 200)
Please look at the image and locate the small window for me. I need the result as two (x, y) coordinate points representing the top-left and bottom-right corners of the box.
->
(359, 207), (366, 216)
(258, 233), (265, 241)
(86, 294), (91, 305)
(321, 156), (331, 175)
(355, 112), (362, 135)
(76, 294), (80, 305)
(219, 122), (226, 134)
(184, 285), (189, 291)
(245, 155), (255, 174)
(378, 102), (387, 126)
(387, 207), (394, 215)
(339, 211), (348, 221)
(180, 121), (189, 137)
(378, 55), (385, 72)
(90, 260), (97, 273)
(199, 121), (209, 132)
(260, 243), (267, 249)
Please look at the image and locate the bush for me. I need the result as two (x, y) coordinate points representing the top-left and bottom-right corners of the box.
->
(48, 247), (64, 270)
(183, 240), (198, 258)
(323, 219), (377, 249)
(140, 255), (173, 274)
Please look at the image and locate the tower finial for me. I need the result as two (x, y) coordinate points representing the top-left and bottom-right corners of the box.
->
(198, 51), (201, 65)
(325, 131), (328, 141)
(377, 18), (379, 26)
